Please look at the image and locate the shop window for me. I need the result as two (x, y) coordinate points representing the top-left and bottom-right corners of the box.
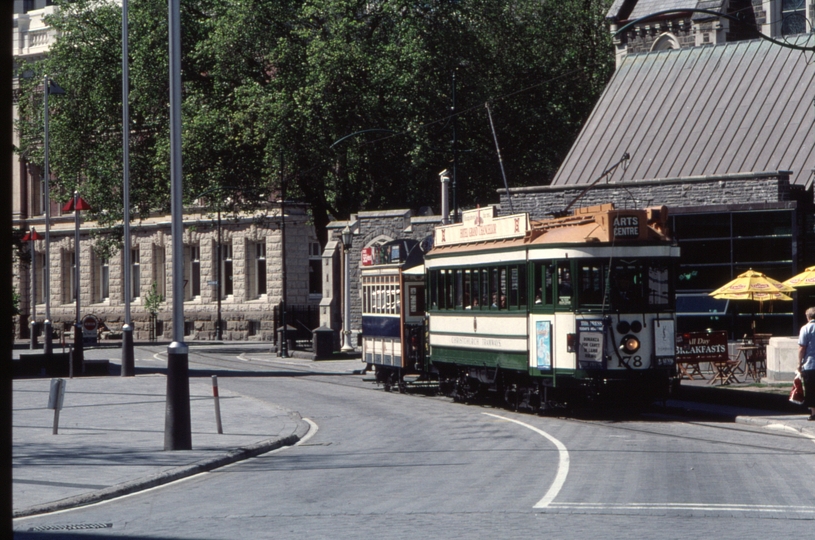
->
(131, 248), (140, 299)
(153, 245), (166, 298)
(94, 255), (109, 303)
(184, 245), (201, 301)
(220, 243), (233, 298)
(34, 252), (45, 305)
(62, 250), (75, 304)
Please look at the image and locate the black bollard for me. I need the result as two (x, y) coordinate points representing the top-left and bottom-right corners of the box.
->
(121, 324), (135, 377)
(72, 323), (84, 376)
(30, 321), (39, 350)
(164, 341), (191, 450)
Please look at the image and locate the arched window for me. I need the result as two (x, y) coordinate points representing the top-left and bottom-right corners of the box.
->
(651, 33), (680, 51)
(781, 0), (807, 35)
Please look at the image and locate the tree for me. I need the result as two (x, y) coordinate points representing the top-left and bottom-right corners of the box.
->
(15, 0), (615, 245)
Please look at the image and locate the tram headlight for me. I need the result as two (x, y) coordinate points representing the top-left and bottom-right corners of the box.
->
(619, 335), (641, 354)
(616, 320), (630, 334)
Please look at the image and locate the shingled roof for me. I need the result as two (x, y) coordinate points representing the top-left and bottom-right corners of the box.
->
(550, 35), (815, 189)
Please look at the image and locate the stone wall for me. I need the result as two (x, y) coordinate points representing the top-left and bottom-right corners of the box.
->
(13, 207), (319, 342)
(322, 210), (440, 348)
(766, 336), (799, 382)
(502, 172), (792, 220)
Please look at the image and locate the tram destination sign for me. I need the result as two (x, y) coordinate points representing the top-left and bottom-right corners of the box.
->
(435, 207), (530, 247)
(612, 215), (639, 238)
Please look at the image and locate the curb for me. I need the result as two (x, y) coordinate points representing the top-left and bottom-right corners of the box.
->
(735, 415), (815, 437)
(13, 416), (311, 519)
(677, 383), (802, 413)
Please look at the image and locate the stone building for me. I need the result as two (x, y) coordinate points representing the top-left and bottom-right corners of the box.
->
(501, 1), (815, 337)
(12, 3), (322, 343)
(14, 198), (322, 343)
(320, 209), (440, 350)
(606, 0), (811, 66)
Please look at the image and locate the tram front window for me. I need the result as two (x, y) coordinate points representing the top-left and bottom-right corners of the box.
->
(608, 261), (673, 311)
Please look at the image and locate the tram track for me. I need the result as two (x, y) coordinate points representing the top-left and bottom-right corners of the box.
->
(139, 346), (815, 450)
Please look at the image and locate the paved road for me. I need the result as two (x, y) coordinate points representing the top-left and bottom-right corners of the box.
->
(14, 346), (815, 539)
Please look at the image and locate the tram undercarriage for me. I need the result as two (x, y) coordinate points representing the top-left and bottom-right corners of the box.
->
(432, 363), (674, 412)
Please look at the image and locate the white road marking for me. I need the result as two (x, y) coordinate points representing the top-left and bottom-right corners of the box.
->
(483, 413), (569, 509)
(546, 502), (815, 514)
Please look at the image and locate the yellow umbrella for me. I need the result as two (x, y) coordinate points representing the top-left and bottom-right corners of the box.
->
(712, 292), (792, 301)
(709, 269), (794, 298)
(784, 266), (815, 288)
(710, 269), (794, 318)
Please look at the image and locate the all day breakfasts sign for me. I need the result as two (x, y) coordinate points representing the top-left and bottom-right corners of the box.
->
(675, 330), (728, 363)
(434, 207), (530, 247)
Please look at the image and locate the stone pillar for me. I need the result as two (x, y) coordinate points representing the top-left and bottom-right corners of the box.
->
(765, 337), (799, 383)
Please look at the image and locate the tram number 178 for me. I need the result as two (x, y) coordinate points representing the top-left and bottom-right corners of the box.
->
(618, 356), (643, 368)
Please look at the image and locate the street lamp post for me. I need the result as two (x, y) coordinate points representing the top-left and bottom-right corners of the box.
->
(41, 76), (64, 359)
(340, 225), (354, 352)
(278, 156), (289, 358)
(164, 0), (192, 451)
(63, 191), (90, 374)
(216, 204), (222, 340)
(120, 0), (135, 376)
(22, 227), (43, 349)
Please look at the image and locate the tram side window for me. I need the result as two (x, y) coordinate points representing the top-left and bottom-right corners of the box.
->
(533, 261), (554, 306)
(429, 270), (438, 309)
(578, 262), (606, 306)
(480, 268), (489, 308)
(363, 280), (370, 314)
(442, 270), (455, 309)
(509, 265), (527, 309)
(648, 264), (670, 305)
(456, 269), (464, 309)
(557, 264), (573, 306)
(463, 270), (472, 308)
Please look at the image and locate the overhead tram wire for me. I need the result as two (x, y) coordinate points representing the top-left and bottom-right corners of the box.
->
(485, 101), (513, 215)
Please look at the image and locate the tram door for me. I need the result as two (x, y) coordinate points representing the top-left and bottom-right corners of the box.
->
(403, 279), (426, 371)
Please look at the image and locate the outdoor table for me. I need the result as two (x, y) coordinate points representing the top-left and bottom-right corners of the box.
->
(708, 359), (740, 385)
(737, 345), (763, 381)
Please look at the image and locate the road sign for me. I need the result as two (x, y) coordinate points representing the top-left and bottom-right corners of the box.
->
(81, 315), (98, 346)
(207, 280), (218, 286)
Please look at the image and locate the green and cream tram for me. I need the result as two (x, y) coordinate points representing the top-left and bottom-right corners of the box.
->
(425, 203), (680, 409)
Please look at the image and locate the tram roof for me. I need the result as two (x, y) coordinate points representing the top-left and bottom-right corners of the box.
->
(427, 203), (673, 258)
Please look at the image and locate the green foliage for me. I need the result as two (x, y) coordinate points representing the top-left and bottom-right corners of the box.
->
(91, 227), (123, 262)
(143, 281), (163, 317)
(15, 0), (615, 243)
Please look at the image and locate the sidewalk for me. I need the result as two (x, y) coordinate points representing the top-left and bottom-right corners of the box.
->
(12, 373), (309, 518)
(668, 375), (815, 438)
